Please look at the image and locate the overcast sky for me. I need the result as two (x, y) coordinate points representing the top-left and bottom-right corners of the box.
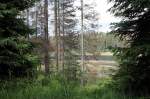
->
(74, 0), (121, 32)
(90, 0), (121, 32)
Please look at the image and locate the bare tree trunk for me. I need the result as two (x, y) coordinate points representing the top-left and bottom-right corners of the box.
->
(35, 3), (38, 38)
(81, 0), (85, 85)
(62, 1), (65, 71)
(55, 0), (59, 71)
(58, 0), (62, 70)
(44, 0), (49, 74)
(81, 0), (84, 72)
(27, 8), (30, 39)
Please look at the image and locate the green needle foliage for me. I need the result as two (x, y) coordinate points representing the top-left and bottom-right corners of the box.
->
(0, 0), (39, 79)
(109, 0), (150, 95)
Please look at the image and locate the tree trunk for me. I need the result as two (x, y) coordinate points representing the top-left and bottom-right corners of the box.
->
(62, 1), (65, 71)
(81, 0), (84, 72)
(55, 0), (59, 72)
(27, 8), (30, 39)
(35, 3), (38, 38)
(58, 0), (61, 70)
(44, 0), (49, 74)
(80, 0), (85, 85)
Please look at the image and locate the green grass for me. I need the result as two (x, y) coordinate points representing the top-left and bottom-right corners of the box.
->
(0, 77), (148, 99)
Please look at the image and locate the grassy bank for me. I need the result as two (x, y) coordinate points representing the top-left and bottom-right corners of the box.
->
(0, 77), (148, 99)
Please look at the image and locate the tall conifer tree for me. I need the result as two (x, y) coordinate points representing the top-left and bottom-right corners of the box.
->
(109, 0), (150, 94)
(0, 0), (39, 78)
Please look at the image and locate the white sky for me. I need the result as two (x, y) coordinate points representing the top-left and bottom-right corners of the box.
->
(90, 0), (121, 32)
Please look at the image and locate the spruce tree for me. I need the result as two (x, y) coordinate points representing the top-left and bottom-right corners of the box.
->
(109, 0), (150, 94)
(0, 0), (39, 78)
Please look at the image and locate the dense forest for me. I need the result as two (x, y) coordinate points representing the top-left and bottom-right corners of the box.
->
(0, 0), (150, 99)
